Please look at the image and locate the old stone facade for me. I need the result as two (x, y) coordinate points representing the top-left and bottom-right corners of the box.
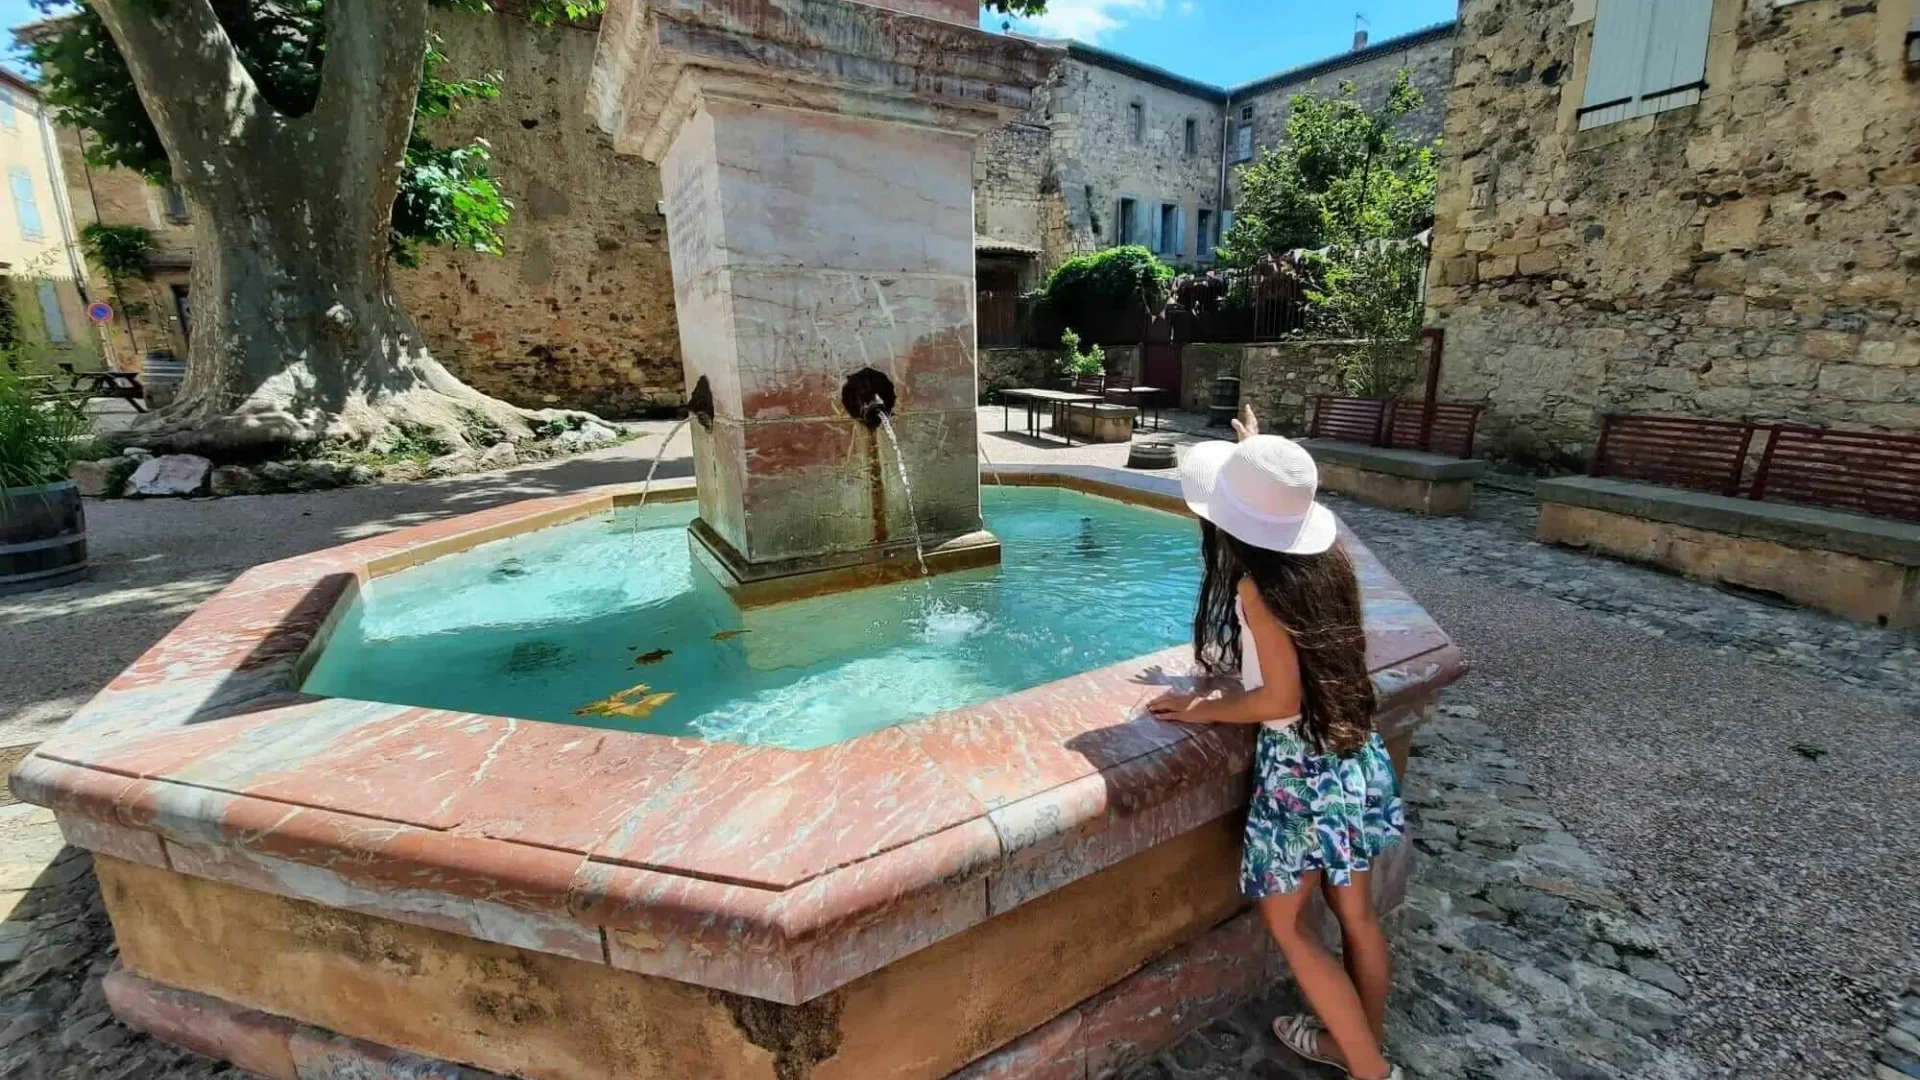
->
(51, 6), (682, 418)
(1427, 0), (1920, 463)
(973, 25), (1460, 280)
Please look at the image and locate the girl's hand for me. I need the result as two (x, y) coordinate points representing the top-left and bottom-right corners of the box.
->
(1147, 691), (1202, 720)
(1231, 403), (1259, 441)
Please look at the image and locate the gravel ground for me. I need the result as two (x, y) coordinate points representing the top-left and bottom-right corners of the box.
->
(1335, 494), (1918, 1080)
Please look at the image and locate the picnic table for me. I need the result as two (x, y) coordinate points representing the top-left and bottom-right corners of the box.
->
(1103, 384), (1166, 431)
(58, 364), (146, 412)
(998, 388), (1105, 447)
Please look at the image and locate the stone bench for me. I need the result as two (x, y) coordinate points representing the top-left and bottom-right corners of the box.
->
(1064, 402), (1138, 443)
(1538, 475), (1920, 628)
(1301, 439), (1487, 516)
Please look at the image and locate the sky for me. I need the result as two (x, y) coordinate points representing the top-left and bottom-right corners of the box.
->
(0, 0), (47, 78)
(0, 0), (1463, 89)
(986, 0), (1459, 88)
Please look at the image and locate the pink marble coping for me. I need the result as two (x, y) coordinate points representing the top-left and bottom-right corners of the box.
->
(9, 466), (1464, 1006)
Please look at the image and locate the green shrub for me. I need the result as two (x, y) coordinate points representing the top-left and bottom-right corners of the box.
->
(0, 359), (91, 491)
(1041, 246), (1175, 339)
(1056, 329), (1105, 379)
(1303, 242), (1428, 398)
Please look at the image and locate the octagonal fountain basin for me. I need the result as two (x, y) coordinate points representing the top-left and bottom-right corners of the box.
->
(11, 467), (1465, 1080)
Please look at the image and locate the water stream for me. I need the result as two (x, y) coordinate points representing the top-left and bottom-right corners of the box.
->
(977, 436), (1003, 488)
(873, 407), (929, 577)
(634, 416), (691, 511)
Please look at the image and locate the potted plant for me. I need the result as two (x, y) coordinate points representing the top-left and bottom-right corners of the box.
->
(0, 361), (92, 593)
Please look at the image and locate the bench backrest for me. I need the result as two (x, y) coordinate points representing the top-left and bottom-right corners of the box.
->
(1751, 425), (1920, 522)
(1310, 396), (1390, 445)
(1383, 401), (1484, 459)
(1073, 374), (1105, 395)
(1104, 366), (1136, 391)
(1590, 413), (1756, 496)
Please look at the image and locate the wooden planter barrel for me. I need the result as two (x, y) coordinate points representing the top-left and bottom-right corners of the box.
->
(1, 480), (89, 594)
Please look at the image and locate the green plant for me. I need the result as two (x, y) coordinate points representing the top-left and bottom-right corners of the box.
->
(1221, 70), (1437, 264)
(1303, 242), (1429, 398)
(1041, 245), (1175, 340)
(0, 359), (92, 491)
(1056, 328), (1105, 379)
(80, 223), (156, 286)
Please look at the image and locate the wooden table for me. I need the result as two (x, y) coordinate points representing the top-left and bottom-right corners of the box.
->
(56, 364), (147, 412)
(1104, 386), (1165, 431)
(999, 388), (1105, 446)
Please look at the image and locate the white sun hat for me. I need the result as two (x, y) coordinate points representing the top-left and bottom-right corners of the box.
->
(1178, 435), (1337, 556)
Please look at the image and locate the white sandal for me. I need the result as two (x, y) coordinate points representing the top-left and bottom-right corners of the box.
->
(1272, 1014), (1406, 1079)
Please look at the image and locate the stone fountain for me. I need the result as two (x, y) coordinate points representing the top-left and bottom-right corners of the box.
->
(590, 0), (1049, 602)
(6, 4), (1466, 1079)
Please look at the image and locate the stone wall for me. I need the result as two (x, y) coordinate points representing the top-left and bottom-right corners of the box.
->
(403, 6), (681, 417)
(979, 346), (1058, 401)
(1225, 25), (1455, 205)
(1426, 0), (1920, 465)
(1176, 339), (1415, 436)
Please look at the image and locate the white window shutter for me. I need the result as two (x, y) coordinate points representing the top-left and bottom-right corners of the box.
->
(1641, 0), (1712, 98)
(1582, 0), (1652, 116)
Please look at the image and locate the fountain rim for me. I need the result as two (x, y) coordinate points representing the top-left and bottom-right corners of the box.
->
(9, 465), (1464, 1006)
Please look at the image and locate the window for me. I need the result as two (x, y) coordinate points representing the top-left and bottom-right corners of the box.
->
(161, 185), (189, 224)
(1116, 197), (1140, 245)
(37, 283), (67, 344)
(1196, 209), (1215, 260)
(1220, 209), (1236, 245)
(9, 167), (42, 240)
(1184, 118), (1198, 156)
(1908, 1), (1919, 66)
(1128, 101), (1144, 144)
(1578, 0), (1713, 130)
(1158, 203), (1182, 257)
(1232, 106), (1255, 162)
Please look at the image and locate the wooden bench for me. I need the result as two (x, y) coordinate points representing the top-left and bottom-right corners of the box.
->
(57, 363), (147, 413)
(1382, 401), (1484, 460)
(1542, 414), (1920, 627)
(1305, 396), (1488, 515)
(1751, 425), (1920, 523)
(1588, 413), (1755, 496)
(1102, 367), (1165, 431)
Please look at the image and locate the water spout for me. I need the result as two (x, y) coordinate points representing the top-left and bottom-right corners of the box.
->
(978, 437), (1003, 488)
(635, 416), (691, 512)
(873, 403), (929, 578)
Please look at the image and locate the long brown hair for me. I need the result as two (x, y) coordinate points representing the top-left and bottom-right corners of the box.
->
(1193, 522), (1376, 755)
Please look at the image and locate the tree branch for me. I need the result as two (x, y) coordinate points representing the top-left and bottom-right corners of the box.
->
(89, 0), (275, 172)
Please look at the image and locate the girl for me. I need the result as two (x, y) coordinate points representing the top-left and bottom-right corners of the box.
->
(1150, 408), (1407, 1080)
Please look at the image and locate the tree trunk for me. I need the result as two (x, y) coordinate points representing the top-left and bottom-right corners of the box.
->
(89, 0), (563, 454)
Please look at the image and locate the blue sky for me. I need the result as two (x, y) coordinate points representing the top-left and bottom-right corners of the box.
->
(0, 0), (1463, 88)
(0, 0), (43, 78)
(988, 0), (1459, 88)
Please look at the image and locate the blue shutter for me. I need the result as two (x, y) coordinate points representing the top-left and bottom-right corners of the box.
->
(9, 168), (42, 240)
(1641, 0), (1712, 101)
(38, 283), (67, 344)
(1581, 0), (1652, 128)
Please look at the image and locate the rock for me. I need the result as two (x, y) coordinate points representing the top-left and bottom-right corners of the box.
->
(477, 442), (518, 471)
(428, 451), (478, 477)
(68, 459), (121, 498)
(209, 465), (258, 496)
(120, 447), (151, 460)
(553, 421), (619, 450)
(0, 1010), (50, 1050)
(122, 454), (210, 497)
(1625, 956), (1690, 998)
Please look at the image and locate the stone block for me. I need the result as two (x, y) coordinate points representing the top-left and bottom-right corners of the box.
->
(1702, 199), (1766, 254)
(1486, 236), (1539, 257)
(123, 455), (211, 498)
(1817, 364), (1907, 403)
(68, 459), (121, 498)
(104, 967), (299, 1080)
(1063, 403), (1137, 443)
(1463, 230), (1494, 252)
(1441, 257), (1478, 286)
(1801, 330), (1860, 360)
(1858, 340), (1920, 368)
(1705, 295), (1746, 328)
(1479, 255), (1518, 279)
(1739, 47), (1787, 85)
(1517, 251), (1563, 276)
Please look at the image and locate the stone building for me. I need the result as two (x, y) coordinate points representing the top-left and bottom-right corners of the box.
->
(973, 24), (1458, 284)
(31, 5), (683, 418)
(1426, 0), (1920, 464)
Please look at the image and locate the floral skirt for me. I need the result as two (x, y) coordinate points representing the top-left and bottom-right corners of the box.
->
(1240, 726), (1405, 899)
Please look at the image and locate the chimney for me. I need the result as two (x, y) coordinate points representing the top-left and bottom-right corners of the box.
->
(1353, 28), (1369, 50)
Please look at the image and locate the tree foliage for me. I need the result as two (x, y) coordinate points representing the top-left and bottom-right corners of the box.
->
(1303, 242), (1428, 397)
(1219, 70), (1436, 264)
(1040, 245), (1174, 341)
(26, 0), (597, 267)
(78, 222), (155, 286)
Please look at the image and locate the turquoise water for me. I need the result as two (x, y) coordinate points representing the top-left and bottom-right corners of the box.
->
(302, 488), (1200, 750)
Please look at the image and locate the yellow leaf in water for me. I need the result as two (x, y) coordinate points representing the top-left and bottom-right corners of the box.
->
(607, 692), (675, 719)
(574, 682), (667, 718)
(711, 629), (751, 641)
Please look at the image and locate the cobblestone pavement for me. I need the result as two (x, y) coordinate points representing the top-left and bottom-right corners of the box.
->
(1330, 491), (1917, 1080)
(1130, 708), (1700, 1080)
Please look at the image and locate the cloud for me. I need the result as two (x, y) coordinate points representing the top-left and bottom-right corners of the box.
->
(1006, 0), (1167, 42)
(1175, 0), (1196, 13)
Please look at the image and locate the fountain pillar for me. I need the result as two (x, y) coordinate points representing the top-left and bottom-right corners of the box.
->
(590, 0), (1060, 603)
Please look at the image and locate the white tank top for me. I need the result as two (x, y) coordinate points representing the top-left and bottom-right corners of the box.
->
(1237, 597), (1301, 732)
